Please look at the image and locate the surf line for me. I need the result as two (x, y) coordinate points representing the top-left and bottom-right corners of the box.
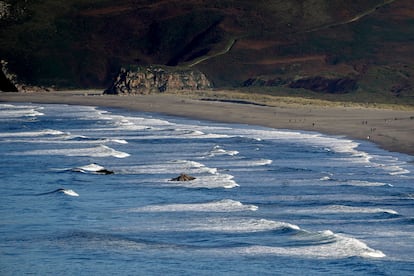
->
(37, 188), (79, 197)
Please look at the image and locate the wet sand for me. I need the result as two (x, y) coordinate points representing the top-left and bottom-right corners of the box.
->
(1, 90), (414, 156)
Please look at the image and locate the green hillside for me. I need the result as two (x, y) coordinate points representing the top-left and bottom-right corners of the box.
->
(1, 0), (413, 104)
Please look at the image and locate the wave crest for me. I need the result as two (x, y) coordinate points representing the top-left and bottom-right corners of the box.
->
(128, 199), (258, 213)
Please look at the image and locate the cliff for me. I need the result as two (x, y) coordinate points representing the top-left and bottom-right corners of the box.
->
(104, 66), (212, 94)
(0, 60), (18, 92)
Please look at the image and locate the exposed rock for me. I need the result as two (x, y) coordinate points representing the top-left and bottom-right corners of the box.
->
(289, 76), (357, 93)
(170, 173), (196, 181)
(0, 1), (27, 22)
(0, 1), (11, 20)
(105, 65), (212, 95)
(0, 59), (52, 92)
(96, 169), (114, 175)
(0, 60), (18, 92)
(15, 84), (54, 93)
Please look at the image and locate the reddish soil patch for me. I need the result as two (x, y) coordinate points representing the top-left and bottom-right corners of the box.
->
(80, 5), (134, 16)
(382, 0), (414, 20)
(235, 40), (287, 50)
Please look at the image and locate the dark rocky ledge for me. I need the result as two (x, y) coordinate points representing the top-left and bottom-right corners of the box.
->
(289, 76), (357, 93)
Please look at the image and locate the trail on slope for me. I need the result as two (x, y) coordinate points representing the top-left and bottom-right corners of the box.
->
(304, 0), (397, 33)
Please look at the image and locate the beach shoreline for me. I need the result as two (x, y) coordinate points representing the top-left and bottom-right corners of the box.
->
(1, 90), (413, 157)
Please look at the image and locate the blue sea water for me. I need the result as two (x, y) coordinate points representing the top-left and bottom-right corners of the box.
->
(0, 102), (413, 275)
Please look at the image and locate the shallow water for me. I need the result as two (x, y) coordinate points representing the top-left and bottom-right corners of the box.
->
(0, 103), (413, 275)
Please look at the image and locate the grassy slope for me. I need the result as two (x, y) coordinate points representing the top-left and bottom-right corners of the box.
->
(0, 0), (413, 106)
(196, 0), (414, 105)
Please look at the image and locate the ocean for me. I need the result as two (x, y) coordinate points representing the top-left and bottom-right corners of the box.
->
(0, 102), (413, 275)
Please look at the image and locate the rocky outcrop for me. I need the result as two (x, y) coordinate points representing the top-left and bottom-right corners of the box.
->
(0, 60), (18, 92)
(0, 1), (26, 22)
(95, 169), (114, 175)
(105, 65), (212, 94)
(0, 1), (10, 20)
(289, 76), (358, 93)
(0, 60), (53, 92)
(170, 173), (196, 181)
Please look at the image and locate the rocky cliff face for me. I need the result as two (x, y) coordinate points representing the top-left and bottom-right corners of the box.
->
(0, 60), (18, 92)
(104, 66), (212, 94)
(0, 1), (10, 20)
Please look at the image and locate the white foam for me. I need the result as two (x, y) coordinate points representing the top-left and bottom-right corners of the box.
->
(346, 180), (390, 187)
(1, 136), (129, 146)
(117, 159), (238, 188)
(0, 104), (17, 108)
(123, 116), (173, 127)
(384, 166), (410, 175)
(128, 199), (258, 212)
(216, 158), (273, 167)
(61, 189), (79, 197)
(77, 163), (106, 172)
(103, 114), (174, 129)
(289, 205), (398, 215)
(166, 173), (239, 189)
(318, 139), (410, 176)
(109, 139), (128, 144)
(15, 145), (130, 158)
(125, 131), (231, 140)
(234, 128), (385, 165)
(0, 129), (66, 138)
(251, 159), (273, 166)
(0, 104), (44, 118)
(118, 160), (218, 175)
(188, 218), (300, 233)
(243, 127), (411, 177)
(238, 230), (385, 259)
(207, 145), (239, 157)
(366, 155), (411, 176)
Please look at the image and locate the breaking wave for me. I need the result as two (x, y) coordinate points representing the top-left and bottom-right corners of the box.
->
(14, 145), (130, 158)
(128, 199), (258, 212)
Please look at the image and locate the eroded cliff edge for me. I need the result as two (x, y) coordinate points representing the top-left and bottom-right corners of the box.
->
(104, 65), (212, 94)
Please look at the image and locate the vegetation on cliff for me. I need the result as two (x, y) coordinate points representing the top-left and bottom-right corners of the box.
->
(0, 0), (413, 104)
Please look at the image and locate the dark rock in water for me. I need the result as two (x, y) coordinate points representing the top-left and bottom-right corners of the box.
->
(96, 169), (114, 175)
(170, 173), (196, 181)
(71, 164), (114, 175)
(104, 65), (212, 94)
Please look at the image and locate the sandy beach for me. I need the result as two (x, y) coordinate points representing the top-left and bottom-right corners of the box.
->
(1, 90), (413, 156)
